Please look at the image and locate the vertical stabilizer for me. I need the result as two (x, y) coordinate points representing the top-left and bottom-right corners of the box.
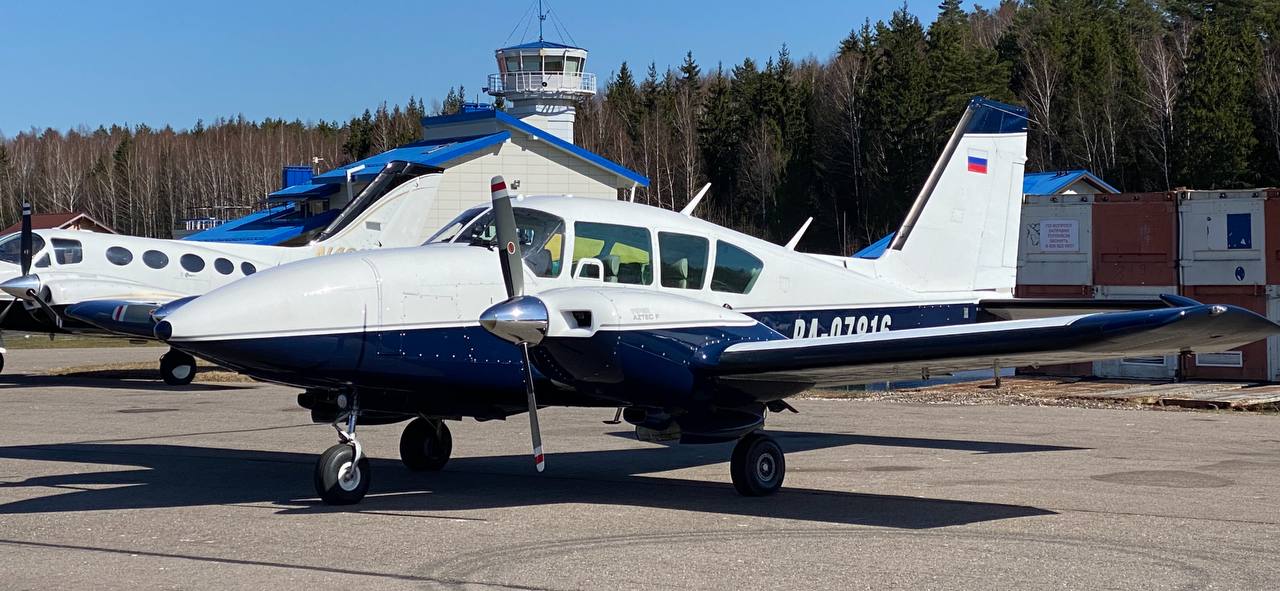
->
(877, 97), (1028, 293)
(310, 162), (444, 252)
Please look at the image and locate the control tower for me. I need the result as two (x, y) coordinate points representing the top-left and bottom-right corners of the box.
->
(485, 38), (595, 144)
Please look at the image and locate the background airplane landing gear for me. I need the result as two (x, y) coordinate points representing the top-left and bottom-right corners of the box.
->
(730, 432), (786, 496)
(314, 443), (370, 505)
(159, 349), (196, 385)
(399, 418), (452, 471)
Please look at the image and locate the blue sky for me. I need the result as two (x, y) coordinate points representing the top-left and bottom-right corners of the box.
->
(0, 1), (943, 135)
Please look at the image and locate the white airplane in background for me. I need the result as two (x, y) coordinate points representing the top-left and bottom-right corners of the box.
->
(154, 98), (1280, 504)
(0, 161), (444, 383)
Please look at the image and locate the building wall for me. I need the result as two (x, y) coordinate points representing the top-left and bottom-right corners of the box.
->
(424, 138), (623, 231)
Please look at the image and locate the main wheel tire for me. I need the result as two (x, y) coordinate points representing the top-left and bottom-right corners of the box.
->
(730, 432), (786, 496)
(314, 443), (371, 505)
(399, 418), (452, 471)
(159, 351), (196, 386)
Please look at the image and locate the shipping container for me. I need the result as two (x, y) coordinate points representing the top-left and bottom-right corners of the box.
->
(1092, 285), (1179, 380)
(1181, 284), (1270, 381)
(1264, 195), (1280, 285)
(1013, 283), (1095, 377)
(1017, 194), (1093, 286)
(1092, 193), (1176, 286)
(1179, 190), (1270, 286)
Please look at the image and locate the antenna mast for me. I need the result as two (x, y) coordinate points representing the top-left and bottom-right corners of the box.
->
(538, 0), (545, 42)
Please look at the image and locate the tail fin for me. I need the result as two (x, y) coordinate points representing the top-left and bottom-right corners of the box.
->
(310, 161), (444, 252)
(877, 97), (1028, 293)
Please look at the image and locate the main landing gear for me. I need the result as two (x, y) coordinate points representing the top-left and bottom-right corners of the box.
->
(312, 391), (455, 505)
(159, 349), (197, 386)
(730, 431), (786, 496)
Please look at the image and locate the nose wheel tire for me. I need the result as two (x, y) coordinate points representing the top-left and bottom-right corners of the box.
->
(315, 443), (371, 505)
(159, 350), (197, 386)
(730, 432), (786, 496)
(399, 418), (452, 471)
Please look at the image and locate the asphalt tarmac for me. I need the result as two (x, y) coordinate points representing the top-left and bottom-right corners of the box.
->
(0, 349), (1277, 590)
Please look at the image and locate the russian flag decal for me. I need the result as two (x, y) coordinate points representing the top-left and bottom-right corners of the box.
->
(967, 151), (988, 174)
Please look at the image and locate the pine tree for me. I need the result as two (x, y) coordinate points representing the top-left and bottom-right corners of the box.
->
(1175, 18), (1260, 188)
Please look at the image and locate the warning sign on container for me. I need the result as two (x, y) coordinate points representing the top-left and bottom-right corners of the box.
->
(1039, 219), (1079, 252)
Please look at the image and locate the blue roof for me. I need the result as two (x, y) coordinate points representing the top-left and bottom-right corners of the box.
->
(500, 40), (583, 51)
(269, 182), (340, 199)
(1023, 170), (1119, 195)
(183, 205), (340, 245)
(311, 132), (510, 184)
(853, 232), (894, 259)
(420, 109), (649, 186)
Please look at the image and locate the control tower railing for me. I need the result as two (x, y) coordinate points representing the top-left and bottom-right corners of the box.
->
(487, 72), (596, 95)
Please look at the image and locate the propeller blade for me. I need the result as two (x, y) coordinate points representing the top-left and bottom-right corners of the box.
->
(490, 176), (524, 298)
(0, 298), (16, 325)
(19, 201), (32, 276)
(520, 342), (545, 472)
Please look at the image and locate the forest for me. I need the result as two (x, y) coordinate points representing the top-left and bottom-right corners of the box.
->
(1, 0), (1277, 254)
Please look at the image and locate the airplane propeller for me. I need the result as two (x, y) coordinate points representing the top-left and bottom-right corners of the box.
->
(0, 202), (34, 330)
(0, 201), (62, 329)
(478, 176), (550, 472)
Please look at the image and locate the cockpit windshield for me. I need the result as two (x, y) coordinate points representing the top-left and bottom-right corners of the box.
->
(425, 206), (487, 244)
(462, 208), (565, 277)
(0, 233), (44, 266)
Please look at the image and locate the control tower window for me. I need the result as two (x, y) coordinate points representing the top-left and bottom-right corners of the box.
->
(522, 55), (540, 71)
(505, 56), (519, 73)
(544, 56), (564, 73)
(565, 56), (582, 75)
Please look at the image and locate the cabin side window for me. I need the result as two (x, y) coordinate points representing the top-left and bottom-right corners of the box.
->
(106, 246), (133, 266)
(51, 238), (83, 265)
(711, 241), (764, 294)
(214, 258), (234, 275)
(34, 253), (50, 268)
(241, 262), (257, 275)
(573, 222), (653, 285)
(143, 250), (169, 269)
(180, 254), (205, 273)
(462, 208), (565, 278)
(658, 232), (709, 290)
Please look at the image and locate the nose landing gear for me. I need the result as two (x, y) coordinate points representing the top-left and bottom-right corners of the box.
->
(314, 392), (370, 505)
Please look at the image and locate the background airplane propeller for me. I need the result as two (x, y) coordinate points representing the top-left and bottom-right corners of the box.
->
(479, 176), (549, 472)
(0, 202), (32, 331)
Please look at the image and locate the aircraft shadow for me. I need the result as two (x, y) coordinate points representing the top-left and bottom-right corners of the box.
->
(0, 430), (1078, 528)
(0, 373), (249, 392)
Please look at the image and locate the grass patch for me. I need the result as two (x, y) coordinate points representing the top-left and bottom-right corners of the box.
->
(41, 360), (257, 383)
(3, 332), (161, 350)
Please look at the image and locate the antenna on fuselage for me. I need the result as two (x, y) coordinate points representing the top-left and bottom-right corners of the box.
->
(680, 183), (711, 216)
(784, 217), (814, 251)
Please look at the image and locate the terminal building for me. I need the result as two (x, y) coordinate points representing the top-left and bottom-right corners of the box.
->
(186, 38), (646, 245)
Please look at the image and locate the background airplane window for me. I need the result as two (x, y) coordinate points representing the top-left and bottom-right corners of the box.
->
(464, 208), (565, 277)
(106, 246), (133, 266)
(34, 253), (50, 268)
(426, 206), (486, 243)
(711, 241), (764, 294)
(0, 234), (44, 265)
(180, 254), (205, 273)
(241, 262), (257, 275)
(143, 250), (169, 269)
(214, 257), (234, 275)
(573, 222), (652, 284)
(51, 238), (83, 265)
(658, 232), (709, 289)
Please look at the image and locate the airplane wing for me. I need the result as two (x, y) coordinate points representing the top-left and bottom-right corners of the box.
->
(708, 304), (1279, 388)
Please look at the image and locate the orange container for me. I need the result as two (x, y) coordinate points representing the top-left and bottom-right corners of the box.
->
(1092, 193), (1177, 286)
(1180, 285), (1269, 381)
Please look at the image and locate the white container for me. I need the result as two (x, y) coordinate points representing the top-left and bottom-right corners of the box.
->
(1092, 285), (1180, 380)
(1017, 194), (1093, 285)
(1178, 190), (1269, 286)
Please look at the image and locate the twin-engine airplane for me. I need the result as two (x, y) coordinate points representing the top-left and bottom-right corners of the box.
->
(154, 98), (1280, 504)
(0, 162), (442, 383)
